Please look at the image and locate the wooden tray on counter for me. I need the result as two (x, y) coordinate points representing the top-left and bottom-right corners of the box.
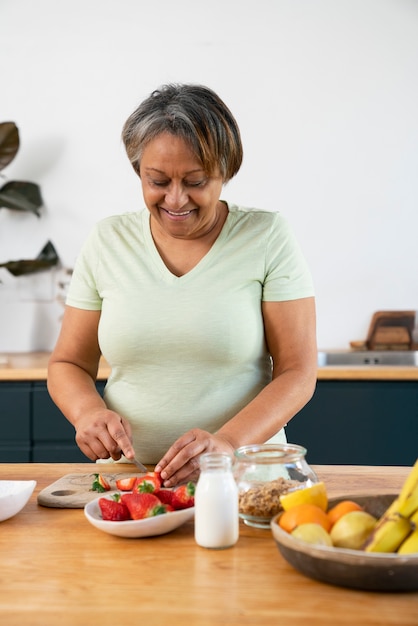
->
(366, 310), (416, 350)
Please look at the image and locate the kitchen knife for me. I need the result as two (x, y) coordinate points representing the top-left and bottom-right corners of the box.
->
(131, 456), (148, 473)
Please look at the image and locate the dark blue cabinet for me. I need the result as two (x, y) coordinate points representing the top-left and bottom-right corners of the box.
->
(0, 383), (31, 461)
(32, 382), (91, 462)
(0, 381), (105, 462)
(2, 378), (417, 464)
(286, 380), (418, 466)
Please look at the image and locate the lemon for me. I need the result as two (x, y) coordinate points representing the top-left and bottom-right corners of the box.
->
(291, 523), (333, 546)
(280, 482), (328, 512)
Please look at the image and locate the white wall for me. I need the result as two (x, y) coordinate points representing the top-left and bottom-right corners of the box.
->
(1, 0), (417, 352)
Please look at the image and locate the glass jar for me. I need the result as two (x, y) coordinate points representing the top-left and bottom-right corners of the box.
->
(194, 453), (239, 549)
(234, 443), (318, 528)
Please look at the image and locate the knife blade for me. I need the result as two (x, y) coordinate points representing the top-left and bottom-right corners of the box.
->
(131, 456), (148, 473)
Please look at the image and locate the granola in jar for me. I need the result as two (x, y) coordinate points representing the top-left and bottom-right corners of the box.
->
(238, 477), (300, 519)
(234, 443), (319, 528)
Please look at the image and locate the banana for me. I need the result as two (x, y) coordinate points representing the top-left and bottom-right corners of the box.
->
(361, 460), (418, 553)
(363, 512), (412, 553)
(397, 484), (418, 518)
(397, 529), (418, 555)
(410, 509), (418, 527)
(396, 461), (418, 518)
(375, 461), (418, 520)
(397, 459), (418, 506)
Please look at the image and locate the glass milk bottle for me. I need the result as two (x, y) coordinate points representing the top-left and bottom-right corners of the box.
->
(194, 453), (239, 549)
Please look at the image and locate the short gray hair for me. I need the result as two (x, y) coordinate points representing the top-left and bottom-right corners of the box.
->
(122, 84), (243, 182)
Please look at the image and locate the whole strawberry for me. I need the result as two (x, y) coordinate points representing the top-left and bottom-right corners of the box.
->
(155, 489), (177, 507)
(172, 482), (195, 509)
(99, 494), (131, 521)
(122, 492), (172, 520)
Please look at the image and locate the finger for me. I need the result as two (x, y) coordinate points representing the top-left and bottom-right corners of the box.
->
(108, 420), (135, 459)
(76, 432), (111, 461)
(77, 419), (124, 460)
(155, 437), (198, 478)
(75, 438), (103, 462)
(163, 456), (201, 487)
(160, 439), (207, 486)
(156, 431), (198, 471)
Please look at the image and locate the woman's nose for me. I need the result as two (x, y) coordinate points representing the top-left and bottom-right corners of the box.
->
(165, 183), (188, 209)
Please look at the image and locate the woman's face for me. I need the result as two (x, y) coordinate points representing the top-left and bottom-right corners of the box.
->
(139, 132), (224, 240)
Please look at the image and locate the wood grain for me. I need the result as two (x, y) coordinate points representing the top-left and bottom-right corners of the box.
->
(0, 352), (110, 381)
(37, 471), (146, 508)
(0, 463), (417, 625)
(366, 310), (415, 350)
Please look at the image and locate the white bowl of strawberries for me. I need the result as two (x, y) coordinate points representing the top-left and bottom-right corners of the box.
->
(84, 472), (195, 538)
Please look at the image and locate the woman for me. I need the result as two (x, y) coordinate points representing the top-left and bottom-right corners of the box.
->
(47, 84), (317, 487)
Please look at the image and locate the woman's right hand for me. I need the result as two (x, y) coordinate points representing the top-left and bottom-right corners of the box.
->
(74, 408), (135, 462)
(47, 307), (136, 463)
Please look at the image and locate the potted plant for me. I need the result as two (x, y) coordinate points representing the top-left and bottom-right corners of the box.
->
(0, 121), (58, 276)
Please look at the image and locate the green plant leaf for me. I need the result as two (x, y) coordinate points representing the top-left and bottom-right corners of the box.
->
(0, 240), (59, 277)
(0, 180), (43, 215)
(0, 122), (19, 171)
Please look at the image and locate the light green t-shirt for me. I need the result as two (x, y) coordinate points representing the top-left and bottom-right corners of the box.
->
(67, 204), (314, 462)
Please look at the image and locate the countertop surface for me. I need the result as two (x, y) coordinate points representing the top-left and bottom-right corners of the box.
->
(0, 463), (417, 625)
(1, 351), (418, 381)
(0, 352), (111, 381)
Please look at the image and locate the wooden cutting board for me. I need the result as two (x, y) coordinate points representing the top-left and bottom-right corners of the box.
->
(366, 310), (415, 350)
(37, 471), (144, 508)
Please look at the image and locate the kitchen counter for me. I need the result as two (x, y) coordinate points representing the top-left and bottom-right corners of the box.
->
(317, 364), (418, 380)
(1, 351), (418, 381)
(0, 463), (416, 625)
(0, 352), (111, 381)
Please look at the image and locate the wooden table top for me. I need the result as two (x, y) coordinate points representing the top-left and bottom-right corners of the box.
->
(1, 352), (418, 381)
(0, 463), (417, 625)
(0, 352), (111, 381)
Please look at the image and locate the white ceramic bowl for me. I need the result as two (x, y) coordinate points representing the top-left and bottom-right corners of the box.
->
(0, 480), (37, 522)
(85, 495), (195, 538)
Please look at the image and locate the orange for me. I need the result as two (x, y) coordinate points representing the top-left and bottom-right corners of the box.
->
(327, 500), (363, 527)
(279, 503), (332, 534)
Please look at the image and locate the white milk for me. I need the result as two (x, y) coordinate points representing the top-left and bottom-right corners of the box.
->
(194, 453), (239, 549)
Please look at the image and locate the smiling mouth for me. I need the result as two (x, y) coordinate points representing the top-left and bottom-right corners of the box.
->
(161, 208), (195, 218)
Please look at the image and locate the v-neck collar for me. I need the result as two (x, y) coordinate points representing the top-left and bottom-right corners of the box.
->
(141, 203), (231, 282)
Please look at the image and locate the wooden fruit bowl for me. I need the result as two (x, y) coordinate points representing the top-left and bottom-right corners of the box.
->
(271, 494), (418, 591)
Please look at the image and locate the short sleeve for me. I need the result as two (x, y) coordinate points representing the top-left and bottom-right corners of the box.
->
(66, 225), (103, 310)
(262, 214), (314, 301)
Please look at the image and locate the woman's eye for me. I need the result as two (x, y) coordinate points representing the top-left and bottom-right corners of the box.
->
(185, 179), (206, 187)
(149, 178), (207, 188)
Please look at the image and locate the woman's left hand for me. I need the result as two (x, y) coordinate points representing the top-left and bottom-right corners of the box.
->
(155, 428), (235, 487)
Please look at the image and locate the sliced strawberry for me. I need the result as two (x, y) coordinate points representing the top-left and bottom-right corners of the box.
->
(155, 489), (176, 507)
(91, 473), (111, 493)
(133, 472), (162, 494)
(99, 494), (131, 521)
(172, 482), (195, 509)
(115, 476), (137, 491)
(121, 492), (170, 520)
